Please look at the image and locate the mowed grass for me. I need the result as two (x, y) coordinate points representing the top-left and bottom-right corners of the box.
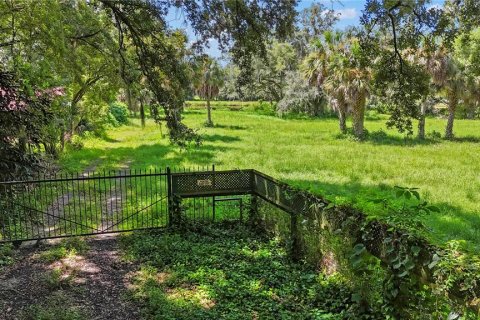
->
(61, 108), (480, 253)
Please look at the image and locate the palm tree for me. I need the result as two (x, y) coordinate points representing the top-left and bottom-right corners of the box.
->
(302, 32), (347, 133)
(302, 32), (370, 138)
(194, 57), (224, 127)
(463, 75), (480, 119)
(421, 47), (464, 139)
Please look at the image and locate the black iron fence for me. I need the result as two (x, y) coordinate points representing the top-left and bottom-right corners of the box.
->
(0, 167), (318, 243)
(0, 169), (171, 242)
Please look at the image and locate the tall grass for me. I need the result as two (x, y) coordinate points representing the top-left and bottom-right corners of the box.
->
(61, 108), (480, 253)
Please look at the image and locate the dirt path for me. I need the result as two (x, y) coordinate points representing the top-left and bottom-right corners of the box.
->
(99, 161), (131, 232)
(33, 160), (102, 239)
(0, 235), (141, 320)
(29, 160), (132, 240)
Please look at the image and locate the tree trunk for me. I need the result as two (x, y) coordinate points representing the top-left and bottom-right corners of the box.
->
(125, 85), (134, 113)
(418, 103), (426, 140)
(206, 98), (213, 127)
(140, 100), (146, 128)
(445, 102), (456, 139)
(66, 101), (77, 142)
(338, 107), (347, 134)
(445, 94), (457, 140)
(352, 102), (365, 139)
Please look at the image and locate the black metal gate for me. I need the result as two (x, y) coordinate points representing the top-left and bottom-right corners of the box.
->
(0, 167), (316, 242)
(0, 169), (169, 242)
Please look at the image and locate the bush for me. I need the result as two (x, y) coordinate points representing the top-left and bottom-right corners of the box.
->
(65, 135), (84, 150)
(277, 71), (328, 117)
(0, 243), (14, 267)
(105, 111), (119, 127)
(253, 101), (276, 116)
(108, 102), (129, 125)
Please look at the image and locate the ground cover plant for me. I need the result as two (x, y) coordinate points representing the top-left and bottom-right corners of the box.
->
(61, 108), (480, 255)
(121, 223), (381, 319)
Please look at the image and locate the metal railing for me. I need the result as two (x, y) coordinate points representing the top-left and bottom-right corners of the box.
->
(0, 167), (316, 243)
(0, 169), (171, 242)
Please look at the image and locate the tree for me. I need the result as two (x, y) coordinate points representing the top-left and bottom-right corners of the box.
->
(359, 1), (443, 136)
(462, 75), (480, 119)
(248, 42), (296, 104)
(359, 0), (480, 138)
(303, 32), (371, 137)
(291, 2), (338, 58)
(0, 0), (120, 149)
(421, 47), (465, 139)
(100, 0), (297, 146)
(0, 71), (63, 179)
(194, 57), (224, 127)
(276, 71), (326, 117)
(455, 28), (480, 119)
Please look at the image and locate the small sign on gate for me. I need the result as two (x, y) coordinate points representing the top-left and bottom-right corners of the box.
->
(197, 179), (212, 187)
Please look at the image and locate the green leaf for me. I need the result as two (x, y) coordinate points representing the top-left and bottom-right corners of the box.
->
(411, 190), (420, 200)
(410, 246), (421, 256)
(427, 206), (441, 213)
(428, 254), (440, 269)
(351, 293), (362, 303)
(353, 243), (365, 255)
(398, 270), (409, 277)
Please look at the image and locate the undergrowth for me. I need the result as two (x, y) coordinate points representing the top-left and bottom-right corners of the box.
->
(120, 224), (382, 319)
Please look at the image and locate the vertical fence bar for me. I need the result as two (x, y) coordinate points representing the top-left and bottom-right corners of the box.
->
(44, 173), (52, 239)
(49, 175), (57, 237)
(149, 169), (152, 228)
(27, 180), (35, 238)
(86, 172), (93, 233)
(167, 167), (172, 227)
(134, 169), (138, 229)
(108, 171), (113, 231)
(72, 172), (79, 236)
(129, 169), (134, 229)
(119, 170), (124, 231)
(139, 169), (144, 228)
(212, 164), (216, 222)
(92, 172), (98, 233)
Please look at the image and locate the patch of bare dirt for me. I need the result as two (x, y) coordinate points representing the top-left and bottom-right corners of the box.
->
(0, 235), (141, 320)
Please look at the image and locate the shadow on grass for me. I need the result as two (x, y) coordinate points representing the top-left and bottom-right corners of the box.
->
(451, 136), (480, 143)
(286, 178), (480, 254)
(64, 139), (236, 172)
(102, 136), (122, 143)
(213, 124), (247, 130)
(335, 130), (441, 146)
(202, 134), (241, 143)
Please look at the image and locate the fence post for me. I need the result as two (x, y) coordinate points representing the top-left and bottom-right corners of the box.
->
(248, 194), (260, 227)
(167, 167), (173, 227)
(212, 164), (215, 222)
(290, 213), (301, 262)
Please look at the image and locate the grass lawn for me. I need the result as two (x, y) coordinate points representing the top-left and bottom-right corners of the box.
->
(61, 108), (480, 253)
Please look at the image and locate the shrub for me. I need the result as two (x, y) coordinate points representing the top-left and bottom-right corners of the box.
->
(105, 111), (119, 127)
(66, 135), (84, 150)
(0, 243), (14, 267)
(253, 101), (276, 116)
(277, 71), (328, 117)
(108, 102), (129, 125)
